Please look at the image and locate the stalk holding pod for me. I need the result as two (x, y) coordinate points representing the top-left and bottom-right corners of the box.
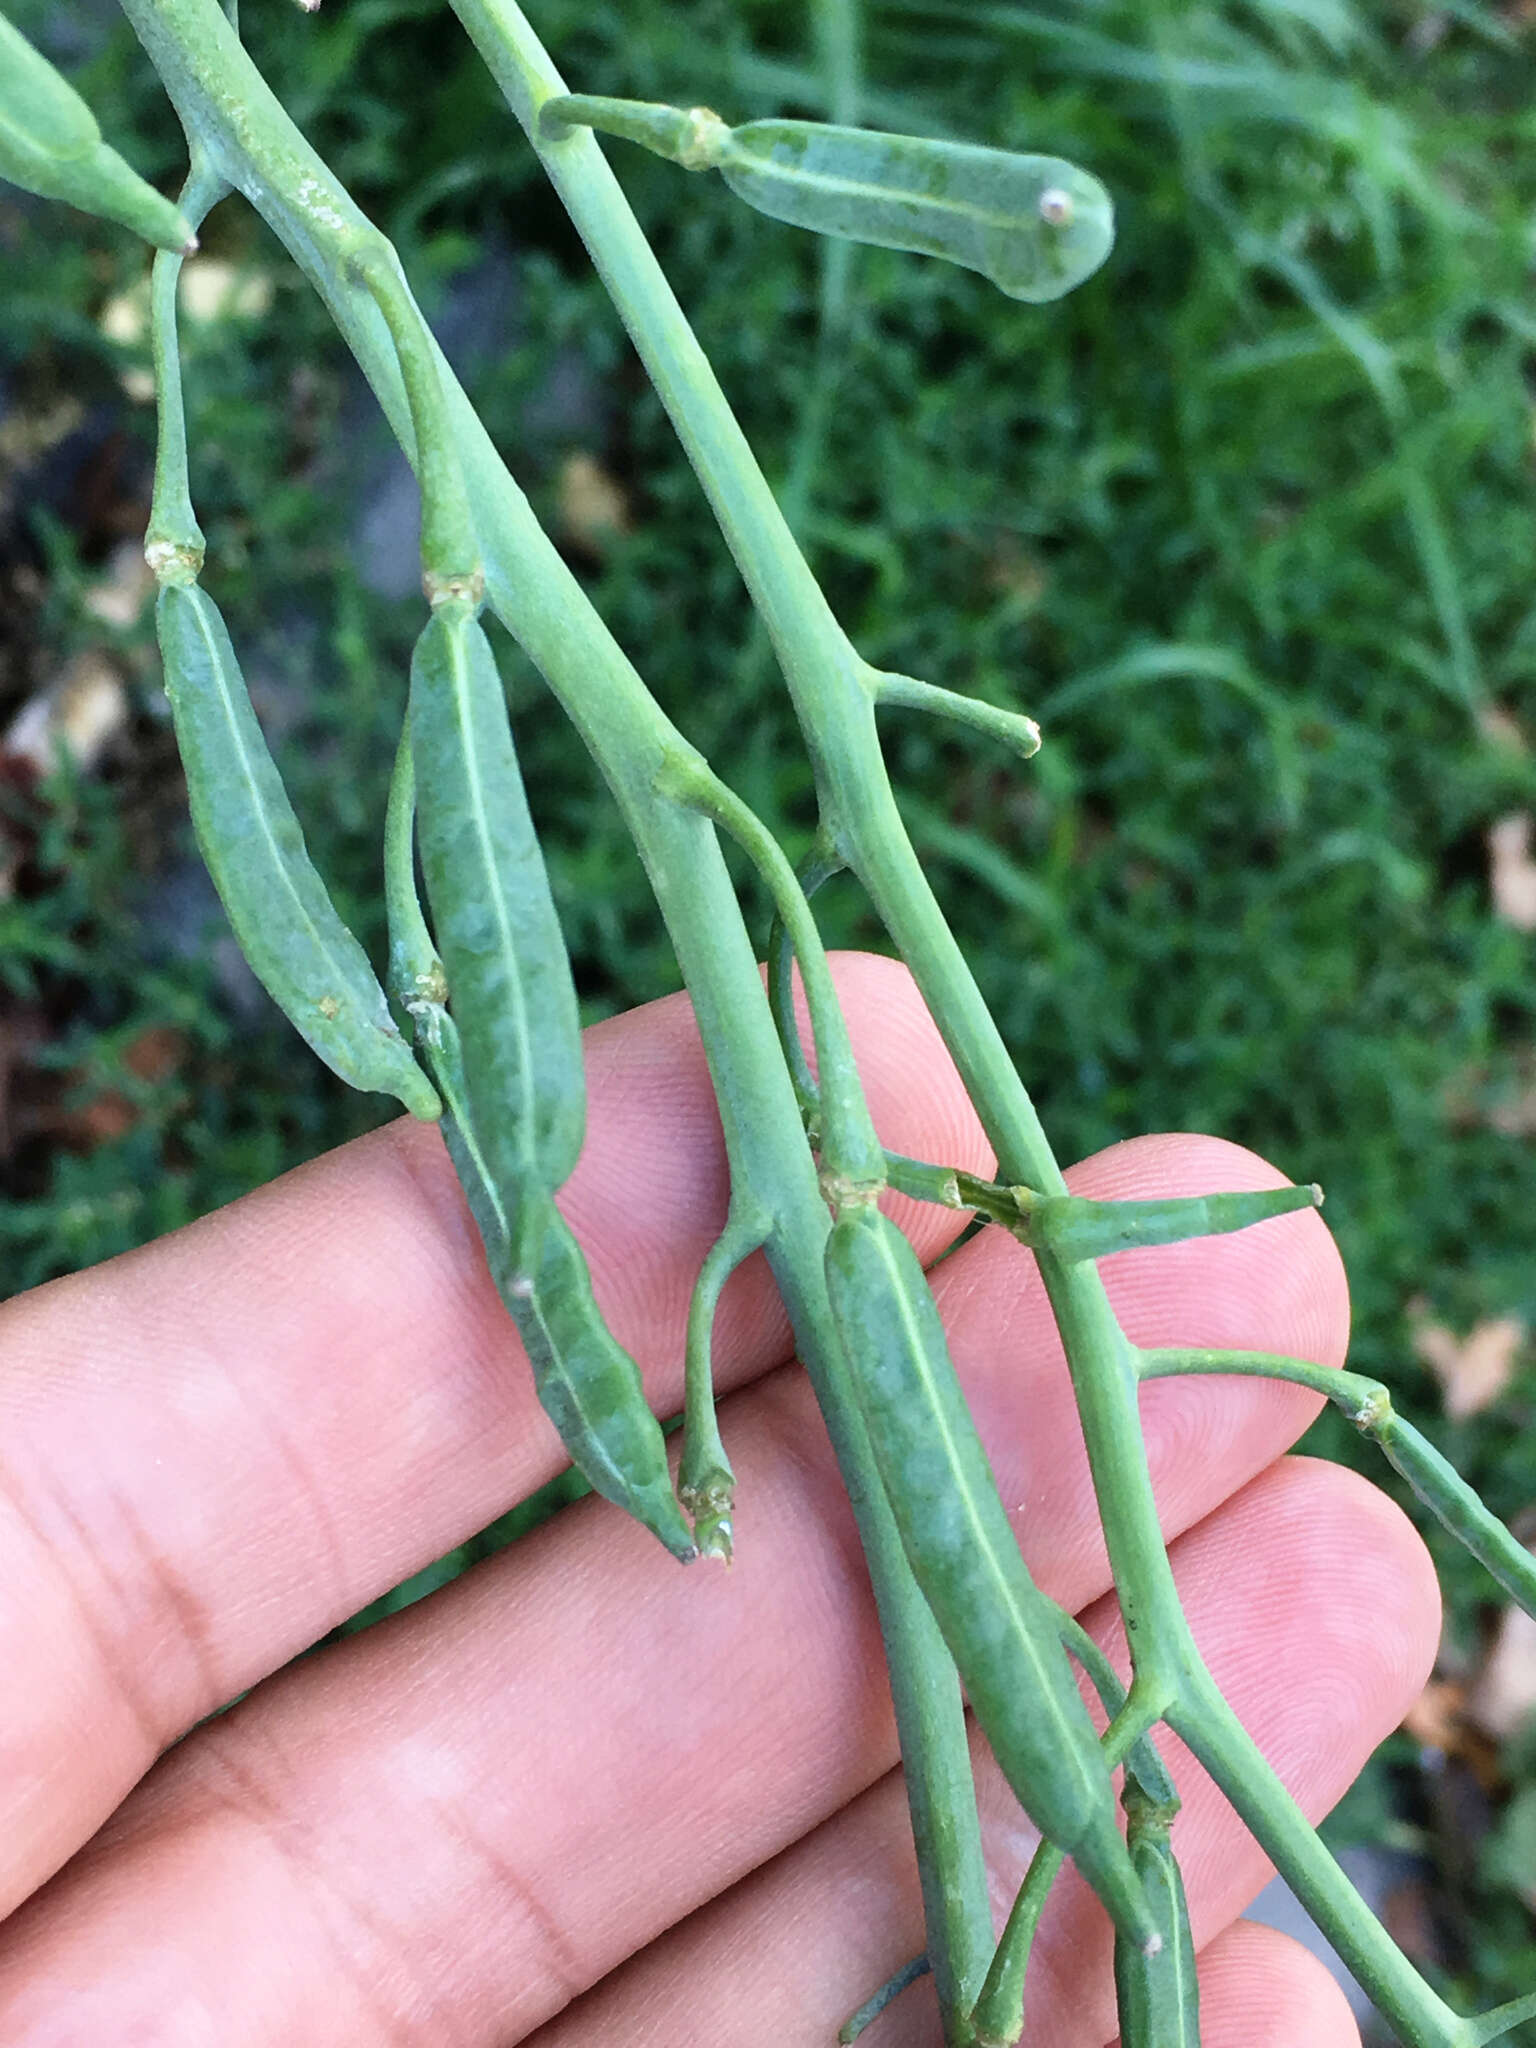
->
(539, 94), (1114, 304)
(0, 11), (195, 250)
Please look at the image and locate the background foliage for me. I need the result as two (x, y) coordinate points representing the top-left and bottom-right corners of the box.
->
(3, 0), (1536, 2030)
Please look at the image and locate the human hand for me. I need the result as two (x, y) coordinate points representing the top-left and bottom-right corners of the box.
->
(0, 955), (1435, 2044)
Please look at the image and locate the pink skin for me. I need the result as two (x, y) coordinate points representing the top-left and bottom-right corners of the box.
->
(0, 954), (1436, 2045)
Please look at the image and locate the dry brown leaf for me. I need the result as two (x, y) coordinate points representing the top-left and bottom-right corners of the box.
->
(3, 652), (128, 776)
(1489, 811), (1536, 931)
(1478, 703), (1528, 753)
(1402, 1677), (1468, 1751)
(556, 452), (630, 553)
(82, 541), (155, 629)
(1470, 1601), (1536, 1741)
(1410, 1306), (1525, 1419)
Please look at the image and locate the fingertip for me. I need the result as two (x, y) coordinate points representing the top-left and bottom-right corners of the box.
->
(1188, 1917), (1363, 2048)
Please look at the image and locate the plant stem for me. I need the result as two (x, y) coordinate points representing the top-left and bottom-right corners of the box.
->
(122, 0), (992, 2027)
(1138, 1348), (1536, 1619)
(1168, 1667), (1472, 2048)
(442, 0), (1192, 1690)
(144, 155), (226, 573)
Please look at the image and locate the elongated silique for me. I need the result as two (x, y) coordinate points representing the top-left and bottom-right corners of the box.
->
(823, 1201), (1157, 1951)
(155, 580), (440, 1119)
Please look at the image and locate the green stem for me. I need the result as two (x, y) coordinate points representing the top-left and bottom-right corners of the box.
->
(121, 1), (992, 2028)
(679, 1193), (770, 1561)
(382, 730), (449, 1037)
(347, 247), (481, 595)
(660, 762), (884, 1190)
(867, 668), (1041, 763)
(440, 0), (1191, 1701)
(1138, 1348), (1536, 1619)
(1168, 1667), (1471, 2048)
(144, 155), (227, 574)
(1470, 1991), (1536, 2045)
(765, 836), (844, 1123)
(838, 1955), (932, 2045)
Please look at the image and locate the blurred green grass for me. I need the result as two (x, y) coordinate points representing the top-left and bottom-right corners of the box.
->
(4, 0), (1536, 2023)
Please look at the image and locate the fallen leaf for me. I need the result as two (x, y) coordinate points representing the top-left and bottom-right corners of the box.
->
(82, 541), (155, 630)
(556, 452), (630, 553)
(179, 258), (274, 325)
(3, 652), (128, 776)
(1403, 1677), (1468, 1752)
(1410, 1306), (1525, 1419)
(60, 1026), (189, 1150)
(1470, 1603), (1536, 1742)
(1478, 703), (1528, 753)
(1489, 812), (1536, 931)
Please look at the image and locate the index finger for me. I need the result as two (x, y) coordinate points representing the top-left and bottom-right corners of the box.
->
(0, 952), (989, 1917)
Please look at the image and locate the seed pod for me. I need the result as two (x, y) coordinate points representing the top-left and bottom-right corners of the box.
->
(409, 602), (585, 1189)
(390, 719), (693, 1564)
(0, 14), (194, 251)
(155, 581), (439, 1117)
(1013, 1181), (1322, 1263)
(1113, 1799), (1200, 2046)
(714, 122), (1113, 304)
(433, 1018), (694, 1562)
(824, 1203), (1156, 1948)
(494, 1185), (696, 1563)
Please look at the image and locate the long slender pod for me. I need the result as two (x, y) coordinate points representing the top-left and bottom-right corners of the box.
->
(500, 1190), (695, 1560)
(1112, 1790), (1200, 2046)
(538, 97), (1115, 305)
(824, 1201), (1157, 1950)
(0, 11), (195, 250)
(387, 709), (694, 1562)
(152, 585), (438, 1116)
(408, 603), (585, 1186)
(145, 171), (438, 1121)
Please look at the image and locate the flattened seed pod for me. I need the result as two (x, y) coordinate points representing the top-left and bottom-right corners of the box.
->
(491, 1189), (696, 1562)
(715, 122), (1113, 304)
(1014, 1182), (1323, 1263)
(1113, 1804), (1200, 2045)
(0, 13), (194, 251)
(824, 1204), (1156, 1949)
(409, 604), (586, 1191)
(0, 12), (98, 159)
(156, 582), (439, 1117)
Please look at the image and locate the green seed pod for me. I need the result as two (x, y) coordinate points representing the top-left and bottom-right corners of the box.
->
(155, 582), (439, 1118)
(715, 122), (1114, 304)
(494, 1184), (696, 1563)
(409, 602), (585, 1190)
(824, 1203), (1156, 1949)
(434, 1030), (694, 1562)
(1014, 1182), (1323, 1263)
(1113, 1799), (1200, 2046)
(0, 14), (195, 251)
